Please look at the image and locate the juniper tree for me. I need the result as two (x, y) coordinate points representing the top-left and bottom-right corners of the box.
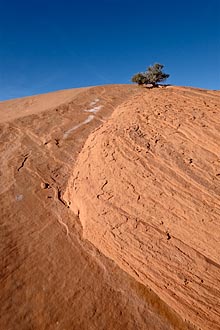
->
(131, 63), (169, 86)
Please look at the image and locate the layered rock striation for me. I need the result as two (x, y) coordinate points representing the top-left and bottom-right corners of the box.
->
(65, 87), (220, 330)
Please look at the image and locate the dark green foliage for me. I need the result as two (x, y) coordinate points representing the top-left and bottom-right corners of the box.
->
(131, 63), (169, 86)
(131, 73), (146, 85)
(146, 63), (169, 85)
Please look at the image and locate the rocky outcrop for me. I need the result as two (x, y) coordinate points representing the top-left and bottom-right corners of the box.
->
(64, 87), (220, 330)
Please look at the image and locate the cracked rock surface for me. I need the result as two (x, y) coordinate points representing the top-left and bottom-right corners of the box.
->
(65, 86), (220, 330)
(3, 85), (182, 330)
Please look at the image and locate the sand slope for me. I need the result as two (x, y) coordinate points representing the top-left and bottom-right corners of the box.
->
(0, 87), (89, 123)
(0, 84), (193, 330)
(65, 86), (220, 330)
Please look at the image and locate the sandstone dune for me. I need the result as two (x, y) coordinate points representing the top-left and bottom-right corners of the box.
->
(1, 84), (194, 330)
(64, 86), (220, 330)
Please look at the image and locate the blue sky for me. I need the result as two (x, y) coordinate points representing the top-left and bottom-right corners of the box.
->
(0, 0), (219, 100)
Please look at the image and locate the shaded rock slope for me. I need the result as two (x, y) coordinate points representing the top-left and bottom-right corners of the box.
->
(64, 86), (220, 330)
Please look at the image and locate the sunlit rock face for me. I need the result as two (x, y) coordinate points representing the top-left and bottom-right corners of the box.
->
(65, 86), (220, 330)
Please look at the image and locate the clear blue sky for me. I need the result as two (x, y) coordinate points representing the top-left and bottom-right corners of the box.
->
(0, 0), (219, 100)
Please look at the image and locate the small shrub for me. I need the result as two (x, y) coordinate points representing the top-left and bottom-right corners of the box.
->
(131, 63), (169, 87)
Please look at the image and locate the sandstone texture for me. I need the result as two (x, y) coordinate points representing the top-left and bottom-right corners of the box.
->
(65, 86), (220, 330)
(1, 85), (193, 330)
